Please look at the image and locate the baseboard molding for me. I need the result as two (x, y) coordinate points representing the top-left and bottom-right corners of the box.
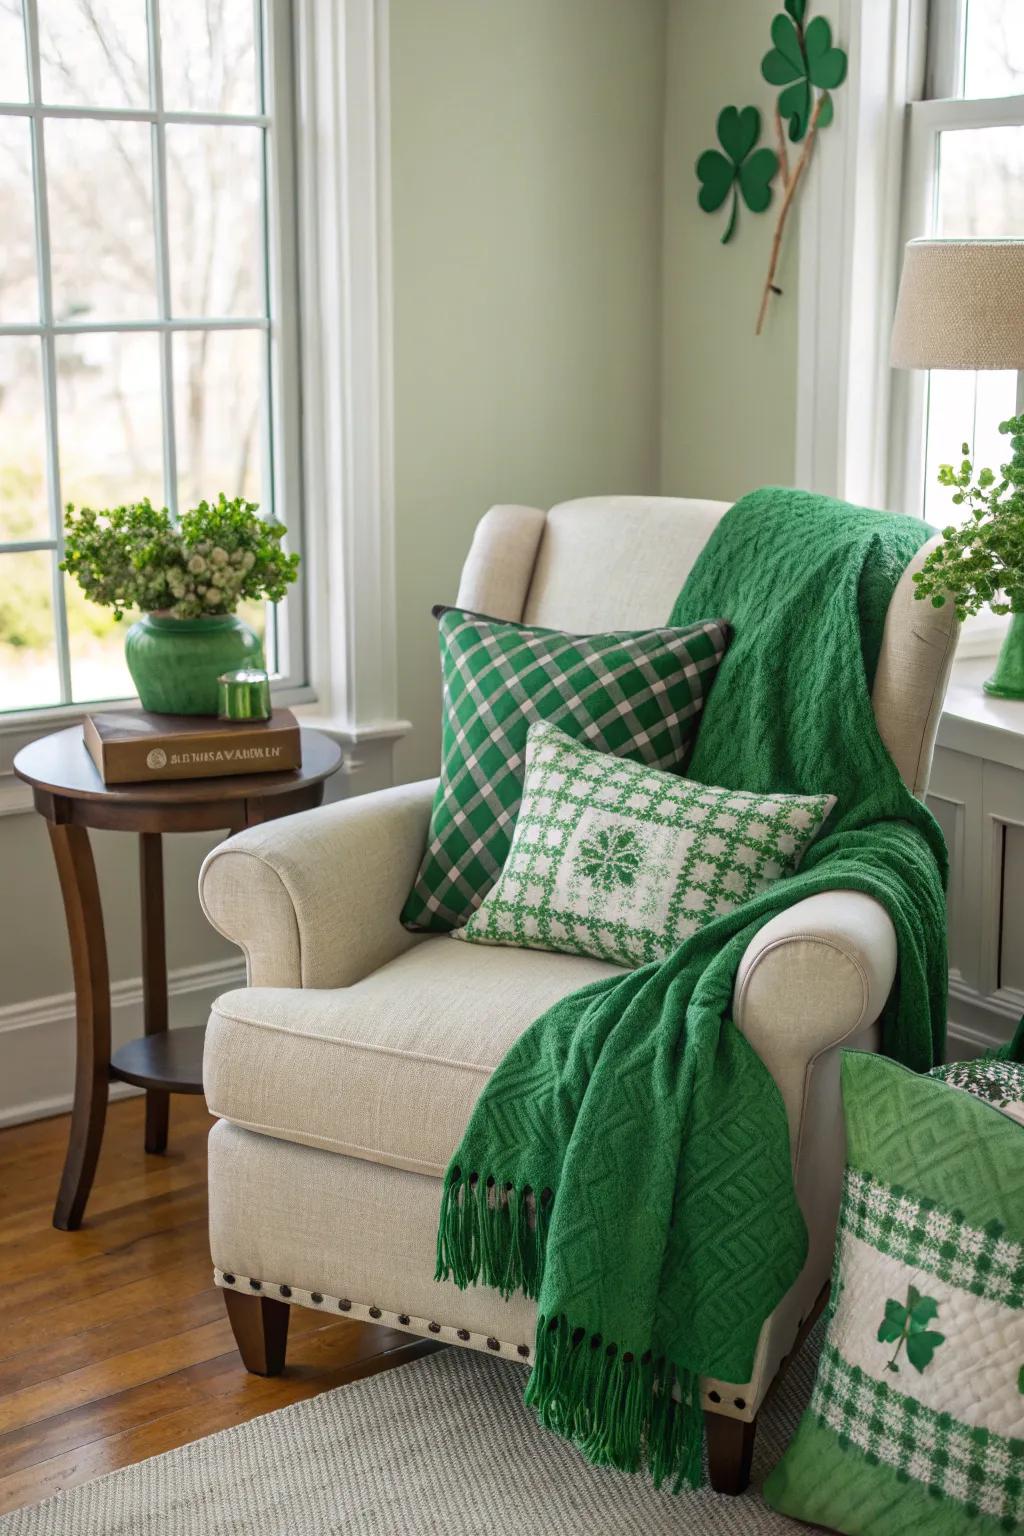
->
(0, 956), (246, 1129)
(947, 975), (1022, 1059)
(0, 1080), (144, 1131)
(0, 956), (245, 1036)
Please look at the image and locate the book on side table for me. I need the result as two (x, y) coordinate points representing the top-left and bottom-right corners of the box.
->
(83, 708), (302, 785)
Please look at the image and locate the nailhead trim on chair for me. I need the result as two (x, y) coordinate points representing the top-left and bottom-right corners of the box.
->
(213, 1268), (773, 1416)
(214, 1268), (533, 1363)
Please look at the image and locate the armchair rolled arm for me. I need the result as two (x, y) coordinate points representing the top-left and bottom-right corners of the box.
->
(732, 890), (898, 1131)
(199, 778), (438, 989)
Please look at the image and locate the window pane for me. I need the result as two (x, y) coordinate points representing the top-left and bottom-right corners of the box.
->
(160, 0), (259, 115)
(923, 368), (1017, 524)
(0, 550), (60, 710)
(173, 328), (265, 510)
(56, 330), (164, 509)
(0, 117), (39, 321)
(66, 576), (137, 704)
(37, 0), (149, 109)
(165, 125), (264, 317)
(936, 127), (1024, 238)
(0, 1), (28, 102)
(46, 118), (158, 322)
(963, 0), (1024, 100)
(0, 339), (49, 541)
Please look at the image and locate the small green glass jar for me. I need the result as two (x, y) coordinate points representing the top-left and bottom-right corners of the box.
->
(218, 668), (272, 721)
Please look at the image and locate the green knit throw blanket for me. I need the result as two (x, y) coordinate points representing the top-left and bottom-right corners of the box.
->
(435, 489), (949, 1490)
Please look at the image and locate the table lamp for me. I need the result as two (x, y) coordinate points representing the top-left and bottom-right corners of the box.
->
(891, 237), (1024, 698)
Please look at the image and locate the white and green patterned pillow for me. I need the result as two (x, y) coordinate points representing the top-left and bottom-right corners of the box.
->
(452, 721), (835, 969)
(764, 1052), (1024, 1535)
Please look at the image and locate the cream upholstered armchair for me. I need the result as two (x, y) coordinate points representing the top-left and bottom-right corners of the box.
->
(199, 496), (958, 1494)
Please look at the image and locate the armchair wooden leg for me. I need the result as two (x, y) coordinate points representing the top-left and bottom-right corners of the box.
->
(705, 1410), (756, 1495)
(223, 1288), (290, 1376)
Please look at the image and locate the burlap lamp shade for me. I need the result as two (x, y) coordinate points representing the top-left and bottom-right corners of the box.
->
(890, 239), (1024, 371)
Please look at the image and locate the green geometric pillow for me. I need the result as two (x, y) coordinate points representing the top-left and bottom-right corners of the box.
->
(400, 608), (730, 932)
(764, 1051), (1024, 1535)
(454, 720), (835, 968)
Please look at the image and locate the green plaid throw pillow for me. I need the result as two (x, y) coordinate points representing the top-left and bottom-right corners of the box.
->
(764, 1052), (1024, 1535)
(454, 721), (835, 968)
(400, 608), (730, 932)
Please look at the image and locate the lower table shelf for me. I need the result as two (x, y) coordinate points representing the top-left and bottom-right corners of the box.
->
(110, 1024), (207, 1095)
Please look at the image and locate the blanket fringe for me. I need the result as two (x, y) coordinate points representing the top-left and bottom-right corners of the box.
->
(436, 1171), (702, 1490)
(525, 1314), (702, 1491)
(435, 1168), (548, 1300)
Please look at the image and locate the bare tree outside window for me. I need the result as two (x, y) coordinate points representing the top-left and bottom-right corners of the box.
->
(0, 0), (285, 713)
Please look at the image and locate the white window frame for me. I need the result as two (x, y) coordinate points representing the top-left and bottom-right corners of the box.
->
(793, 0), (926, 510)
(0, 0), (310, 761)
(289, 0), (404, 746)
(797, 0), (1024, 532)
(888, 1), (1024, 530)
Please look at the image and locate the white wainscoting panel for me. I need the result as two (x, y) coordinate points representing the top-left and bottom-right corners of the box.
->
(930, 742), (1024, 1057)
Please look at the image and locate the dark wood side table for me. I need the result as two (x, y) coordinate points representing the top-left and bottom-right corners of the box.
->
(13, 726), (343, 1231)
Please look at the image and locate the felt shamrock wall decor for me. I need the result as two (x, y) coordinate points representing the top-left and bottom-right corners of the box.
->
(761, 0), (847, 140)
(696, 107), (779, 244)
(694, 0), (847, 333)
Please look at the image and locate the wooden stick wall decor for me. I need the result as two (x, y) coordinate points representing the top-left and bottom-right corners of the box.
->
(694, 0), (848, 335)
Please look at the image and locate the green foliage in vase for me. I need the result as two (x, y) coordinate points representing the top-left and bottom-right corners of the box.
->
(913, 415), (1024, 621)
(61, 494), (299, 621)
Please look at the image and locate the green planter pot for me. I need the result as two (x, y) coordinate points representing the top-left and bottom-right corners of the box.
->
(124, 612), (265, 716)
(984, 611), (1024, 701)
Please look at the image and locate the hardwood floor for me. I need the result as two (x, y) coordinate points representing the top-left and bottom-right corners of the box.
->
(0, 1095), (436, 1515)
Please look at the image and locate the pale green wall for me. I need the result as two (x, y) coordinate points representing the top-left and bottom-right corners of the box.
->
(3, 1), (805, 1120)
(390, 0), (669, 782)
(0, 817), (231, 1009)
(659, 0), (798, 500)
(0, 0), (669, 1073)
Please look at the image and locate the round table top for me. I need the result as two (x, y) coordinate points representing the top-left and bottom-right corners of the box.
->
(14, 724), (343, 806)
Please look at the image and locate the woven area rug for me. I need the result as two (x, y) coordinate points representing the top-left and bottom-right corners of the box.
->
(1, 1329), (823, 1535)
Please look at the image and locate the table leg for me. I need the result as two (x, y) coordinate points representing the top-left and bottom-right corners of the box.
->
(47, 821), (111, 1231)
(139, 832), (169, 1154)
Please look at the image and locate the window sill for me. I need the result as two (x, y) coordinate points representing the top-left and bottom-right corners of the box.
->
(290, 707), (412, 745)
(937, 657), (1024, 772)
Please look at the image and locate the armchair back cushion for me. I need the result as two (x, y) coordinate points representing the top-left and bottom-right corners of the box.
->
(457, 496), (959, 798)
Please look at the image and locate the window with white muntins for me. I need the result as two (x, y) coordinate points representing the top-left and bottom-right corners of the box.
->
(0, 0), (302, 716)
(894, 0), (1024, 523)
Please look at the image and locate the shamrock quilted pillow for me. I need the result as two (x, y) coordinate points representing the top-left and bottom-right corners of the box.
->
(401, 608), (730, 932)
(764, 1051), (1024, 1536)
(452, 720), (835, 968)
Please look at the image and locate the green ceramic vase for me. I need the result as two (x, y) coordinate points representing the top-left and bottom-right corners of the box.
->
(124, 612), (264, 716)
(984, 611), (1024, 701)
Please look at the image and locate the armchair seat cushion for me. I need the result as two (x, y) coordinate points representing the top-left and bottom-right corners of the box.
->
(203, 940), (623, 1180)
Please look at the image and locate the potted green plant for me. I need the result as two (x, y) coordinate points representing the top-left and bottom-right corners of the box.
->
(913, 413), (1024, 700)
(61, 494), (300, 715)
